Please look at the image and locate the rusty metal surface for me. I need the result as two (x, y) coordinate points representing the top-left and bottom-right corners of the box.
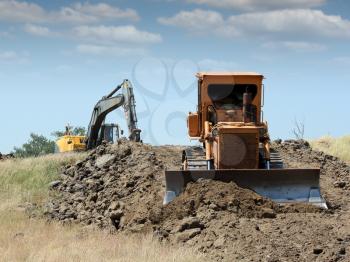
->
(220, 134), (247, 166)
(219, 133), (258, 169)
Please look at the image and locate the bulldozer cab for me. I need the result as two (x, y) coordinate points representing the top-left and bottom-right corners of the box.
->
(207, 83), (259, 124)
(188, 73), (264, 138)
(198, 72), (263, 133)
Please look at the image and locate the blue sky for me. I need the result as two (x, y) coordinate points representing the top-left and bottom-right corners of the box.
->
(0, 0), (349, 153)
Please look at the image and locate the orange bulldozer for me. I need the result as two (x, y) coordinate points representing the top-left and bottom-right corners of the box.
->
(164, 72), (326, 208)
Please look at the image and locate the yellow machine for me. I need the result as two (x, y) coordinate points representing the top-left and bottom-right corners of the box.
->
(55, 135), (86, 153)
(164, 72), (326, 208)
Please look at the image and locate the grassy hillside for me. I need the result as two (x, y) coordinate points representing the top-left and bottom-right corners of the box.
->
(0, 154), (202, 262)
(0, 153), (84, 208)
(310, 135), (350, 164)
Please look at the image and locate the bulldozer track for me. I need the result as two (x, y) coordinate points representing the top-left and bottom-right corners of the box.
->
(183, 146), (285, 170)
(270, 150), (284, 169)
(183, 147), (207, 170)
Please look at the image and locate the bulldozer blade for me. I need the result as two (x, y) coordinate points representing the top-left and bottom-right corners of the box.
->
(163, 169), (327, 208)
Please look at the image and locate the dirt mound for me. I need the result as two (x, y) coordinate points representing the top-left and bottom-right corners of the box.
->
(46, 139), (350, 261)
(46, 139), (166, 231)
(160, 180), (278, 220)
(274, 139), (350, 208)
(47, 140), (285, 231)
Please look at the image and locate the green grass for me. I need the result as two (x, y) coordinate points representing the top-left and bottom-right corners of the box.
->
(0, 153), (85, 206)
(310, 135), (350, 164)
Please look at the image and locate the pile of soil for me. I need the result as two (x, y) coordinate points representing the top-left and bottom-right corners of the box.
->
(0, 152), (15, 161)
(47, 139), (167, 231)
(46, 139), (350, 261)
(274, 139), (350, 208)
(46, 139), (283, 230)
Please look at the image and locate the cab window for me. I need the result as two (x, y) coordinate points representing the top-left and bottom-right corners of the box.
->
(208, 84), (257, 109)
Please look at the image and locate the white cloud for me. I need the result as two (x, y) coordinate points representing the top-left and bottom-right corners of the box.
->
(159, 9), (350, 39)
(186, 0), (326, 11)
(0, 50), (28, 64)
(0, 0), (46, 23)
(24, 24), (54, 36)
(73, 25), (162, 44)
(0, 32), (10, 38)
(332, 57), (350, 65)
(69, 3), (139, 22)
(0, 51), (18, 60)
(158, 9), (224, 33)
(76, 44), (146, 56)
(227, 9), (350, 38)
(0, 0), (139, 24)
(262, 41), (327, 52)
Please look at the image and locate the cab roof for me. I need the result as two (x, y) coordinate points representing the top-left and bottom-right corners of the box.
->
(196, 72), (263, 78)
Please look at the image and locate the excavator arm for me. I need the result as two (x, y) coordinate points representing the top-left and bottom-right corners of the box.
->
(121, 79), (141, 142)
(86, 79), (141, 150)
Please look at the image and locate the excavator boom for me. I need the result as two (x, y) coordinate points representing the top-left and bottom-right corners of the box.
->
(121, 80), (141, 142)
(85, 79), (141, 149)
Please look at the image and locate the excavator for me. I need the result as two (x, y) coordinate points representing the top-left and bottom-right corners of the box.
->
(86, 79), (141, 149)
(56, 79), (141, 152)
(164, 72), (326, 208)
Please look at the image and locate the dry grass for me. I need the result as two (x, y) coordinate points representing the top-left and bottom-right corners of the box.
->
(0, 211), (202, 262)
(0, 154), (204, 262)
(310, 135), (350, 164)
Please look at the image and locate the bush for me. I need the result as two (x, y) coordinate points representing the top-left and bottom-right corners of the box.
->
(13, 133), (56, 158)
(51, 126), (86, 138)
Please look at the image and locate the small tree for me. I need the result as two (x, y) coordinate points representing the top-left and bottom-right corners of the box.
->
(72, 126), (86, 136)
(51, 126), (86, 138)
(13, 133), (56, 158)
(51, 130), (65, 138)
(292, 118), (305, 140)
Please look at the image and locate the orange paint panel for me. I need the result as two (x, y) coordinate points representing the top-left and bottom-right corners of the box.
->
(187, 112), (200, 137)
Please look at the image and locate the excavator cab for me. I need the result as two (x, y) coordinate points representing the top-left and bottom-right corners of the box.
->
(97, 123), (120, 145)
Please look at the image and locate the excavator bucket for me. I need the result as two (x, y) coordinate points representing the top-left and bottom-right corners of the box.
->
(163, 169), (327, 208)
